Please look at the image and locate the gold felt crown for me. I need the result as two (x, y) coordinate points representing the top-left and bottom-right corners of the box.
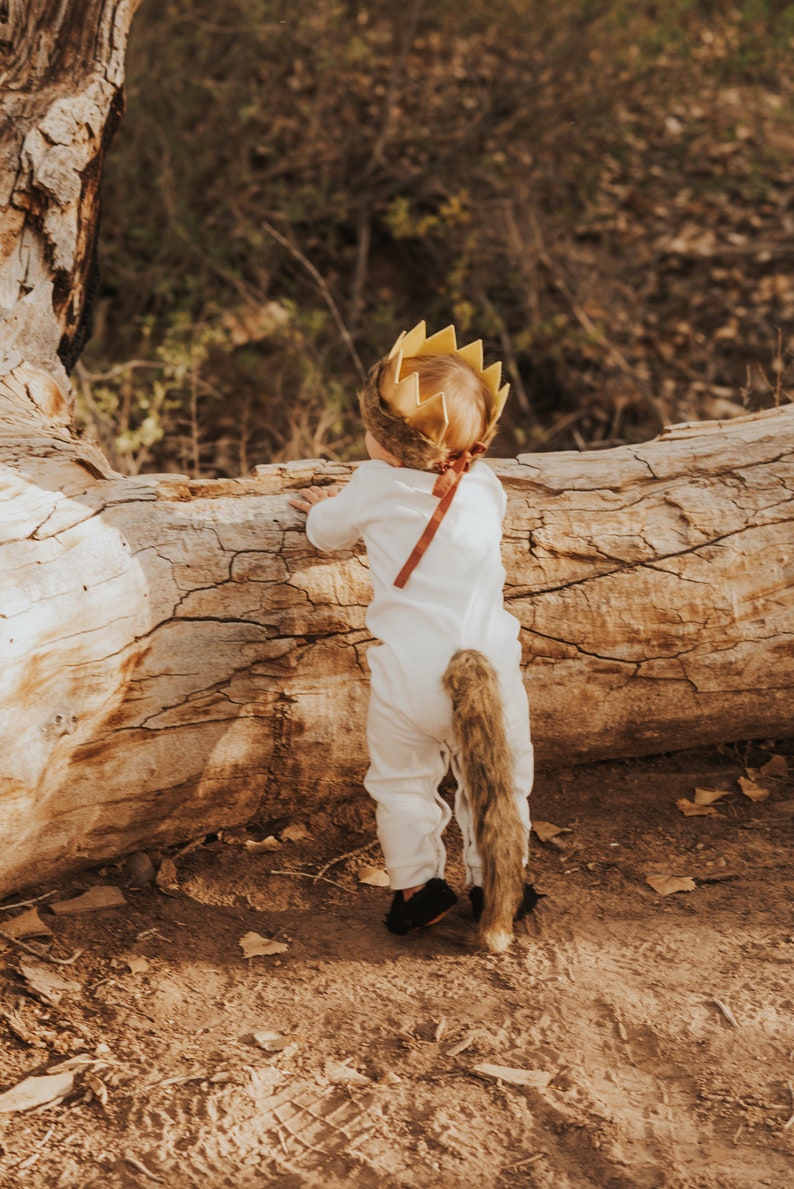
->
(378, 321), (510, 449)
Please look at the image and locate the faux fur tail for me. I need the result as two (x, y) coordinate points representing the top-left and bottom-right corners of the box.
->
(442, 649), (525, 953)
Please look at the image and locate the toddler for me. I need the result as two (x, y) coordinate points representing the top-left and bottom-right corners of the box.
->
(290, 322), (538, 951)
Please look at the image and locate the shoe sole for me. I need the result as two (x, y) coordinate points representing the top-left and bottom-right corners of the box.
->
(422, 907), (454, 927)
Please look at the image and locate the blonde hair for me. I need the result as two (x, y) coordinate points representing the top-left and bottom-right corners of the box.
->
(406, 353), (489, 456)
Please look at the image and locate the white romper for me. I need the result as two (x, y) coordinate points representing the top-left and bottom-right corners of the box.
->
(306, 458), (533, 890)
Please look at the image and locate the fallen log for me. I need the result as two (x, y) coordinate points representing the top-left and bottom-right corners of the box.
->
(1, 403), (792, 896)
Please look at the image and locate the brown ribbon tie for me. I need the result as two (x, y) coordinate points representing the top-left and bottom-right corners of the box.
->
(393, 445), (484, 589)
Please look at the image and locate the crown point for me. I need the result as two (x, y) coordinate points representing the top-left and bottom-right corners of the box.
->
(420, 325), (458, 356)
(457, 339), (484, 372)
(481, 360), (503, 395)
(393, 321), (427, 359)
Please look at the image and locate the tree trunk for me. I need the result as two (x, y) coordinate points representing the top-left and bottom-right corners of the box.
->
(1, 2), (792, 898)
(0, 1), (137, 382)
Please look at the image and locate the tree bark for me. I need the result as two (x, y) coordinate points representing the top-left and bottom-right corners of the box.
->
(2, 406), (793, 898)
(1, 1), (138, 381)
(1, 2), (792, 898)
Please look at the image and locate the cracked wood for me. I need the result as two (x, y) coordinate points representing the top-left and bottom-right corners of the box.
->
(1, 405), (792, 897)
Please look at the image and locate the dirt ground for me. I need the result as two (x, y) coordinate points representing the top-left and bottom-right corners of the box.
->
(0, 742), (792, 1189)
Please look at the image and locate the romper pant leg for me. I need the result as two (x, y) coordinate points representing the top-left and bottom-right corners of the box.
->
(451, 664), (534, 887)
(365, 685), (452, 891)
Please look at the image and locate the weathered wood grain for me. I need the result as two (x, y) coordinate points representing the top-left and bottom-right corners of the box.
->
(1, 400), (792, 896)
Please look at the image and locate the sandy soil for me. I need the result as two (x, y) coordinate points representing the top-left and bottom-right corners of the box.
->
(0, 742), (792, 1189)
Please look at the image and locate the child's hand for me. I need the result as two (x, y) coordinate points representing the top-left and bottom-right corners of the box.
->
(289, 485), (340, 514)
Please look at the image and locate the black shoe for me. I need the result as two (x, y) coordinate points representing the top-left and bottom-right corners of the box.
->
(385, 878), (458, 935)
(469, 882), (545, 923)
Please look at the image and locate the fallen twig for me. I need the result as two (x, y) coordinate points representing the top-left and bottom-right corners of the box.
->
(313, 841), (379, 884)
(505, 1153), (544, 1170)
(262, 220), (365, 381)
(13, 1153), (41, 1171)
(142, 1071), (205, 1091)
(0, 926), (82, 966)
(124, 1155), (164, 1183)
(173, 838), (206, 860)
(783, 1080), (794, 1132)
(0, 891), (57, 913)
(711, 998), (739, 1028)
(270, 869), (350, 891)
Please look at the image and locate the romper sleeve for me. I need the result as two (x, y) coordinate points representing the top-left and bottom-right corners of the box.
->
(305, 467), (366, 552)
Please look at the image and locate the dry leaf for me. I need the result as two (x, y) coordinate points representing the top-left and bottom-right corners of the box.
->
(0, 908), (53, 939)
(646, 874), (697, 896)
(759, 755), (788, 780)
(123, 955), (150, 975)
(473, 1063), (552, 1090)
(244, 836), (281, 852)
(358, 865), (390, 887)
(155, 858), (179, 890)
(446, 1033), (475, 1057)
(324, 1060), (369, 1087)
(50, 886), (127, 915)
(19, 960), (82, 1005)
(239, 932), (288, 959)
(84, 1073), (109, 1107)
(0, 1071), (74, 1113)
(676, 798), (719, 817)
(532, 821), (570, 842)
(281, 822), (311, 842)
(46, 1054), (106, 1075)
(252, 1029), (288, 1052)
(0, 1007), (49, 1046)
(693, 787), (732, 806)
(738, 776), (770, 802)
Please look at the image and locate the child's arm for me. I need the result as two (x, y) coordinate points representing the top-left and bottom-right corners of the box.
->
(289, 474), (363, 551)
(289, 485), (340, 514)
